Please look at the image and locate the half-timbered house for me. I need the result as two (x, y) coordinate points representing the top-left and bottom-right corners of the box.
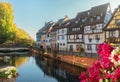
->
(104, 5), (120, 46)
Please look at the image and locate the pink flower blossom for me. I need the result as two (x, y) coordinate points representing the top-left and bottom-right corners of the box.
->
(79, 43), (118, 82)
(79, 72), (88, 82)
(113, 55), (119, 62)
(115, 66), (120, 79)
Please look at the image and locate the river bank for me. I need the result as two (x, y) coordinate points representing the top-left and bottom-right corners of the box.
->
(32, 49), (97, 68)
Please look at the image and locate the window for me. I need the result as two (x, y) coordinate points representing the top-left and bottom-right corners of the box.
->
(63, 43), (65, 46)
(46, 40), (47, 42)
(62, 35), (64, 40)
(106, 31), (109, 38)
(79, 34), (82, 38)
(88, 35), (92, 39)
(72, 28), (75, 31)
(66, 22), (70, 25)
(75, 20), (78, 23)
(74, 35), (76, 39)
(57, 36), (60, 40)
(88, 12), (90, 15)
(76, 35), (79, 39)
(90, 18), (93, 22)
(82, 18), (85, 22)
(70, 35), (74, 39)
(88, 35), (92, 42)
(110, 31), (115, 37)
(116, 19), (120, 26)
(62, 29), (64, 33)
(70, 45), (73, 51)
(58, 30), (59, 34)
(91, 25), (96, 30)
(47, 34), (49, 37)
(97, 16), (100, 20)
(87, 45), (92, 50)
(60, 43), (62, 46)
(116, 30), (119, 37)
(95, 34), (100, 40)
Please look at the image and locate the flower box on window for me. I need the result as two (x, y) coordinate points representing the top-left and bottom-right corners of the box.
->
(88, 38), (92, 42)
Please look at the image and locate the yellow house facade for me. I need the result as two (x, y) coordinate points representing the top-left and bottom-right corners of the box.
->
(104, 5), (120, 46)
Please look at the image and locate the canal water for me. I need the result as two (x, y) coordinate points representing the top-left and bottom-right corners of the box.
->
(0, 52), (86, 82)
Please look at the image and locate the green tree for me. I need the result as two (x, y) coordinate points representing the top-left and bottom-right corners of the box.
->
(0, 2), (33, 46)
(0, 2), (14, 44)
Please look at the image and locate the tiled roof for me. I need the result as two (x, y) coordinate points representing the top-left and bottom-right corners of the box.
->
(76, 10), (90, 18)
(67, 3), (110, 35)
(51, 15), (69, 31)
(36, 21), (55, 35)
(57, 19), (74, 29)
(90, 3), (109, 16)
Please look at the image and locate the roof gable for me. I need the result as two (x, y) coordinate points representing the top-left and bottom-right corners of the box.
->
(104, 5), (120, 30)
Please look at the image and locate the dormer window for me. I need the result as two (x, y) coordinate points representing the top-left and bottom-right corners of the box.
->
(72, 28), (75, 31)
(66, 22), (70, 25)
(88, 12), (90, 15)
(76, 20), (78, 23)
(90, 18), (93, 22)
(82, 18), (85, 22)
(97, 16), (100, 20)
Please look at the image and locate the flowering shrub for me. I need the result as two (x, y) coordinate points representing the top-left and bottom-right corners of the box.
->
(79, 43), (120, 82)
(0, 66), (18, 79)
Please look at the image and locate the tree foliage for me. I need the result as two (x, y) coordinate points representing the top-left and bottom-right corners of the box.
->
(0, 2), (33, 45)
(0, 2), (14, 44)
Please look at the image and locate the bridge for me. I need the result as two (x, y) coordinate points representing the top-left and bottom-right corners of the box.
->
(0, 47), (29, 52)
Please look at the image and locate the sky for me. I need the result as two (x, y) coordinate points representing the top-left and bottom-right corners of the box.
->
(0, 0), (120, 40)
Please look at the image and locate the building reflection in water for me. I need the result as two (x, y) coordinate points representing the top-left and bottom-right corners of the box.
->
(35, 56), (86, 82)
(0, 52), (86, 82)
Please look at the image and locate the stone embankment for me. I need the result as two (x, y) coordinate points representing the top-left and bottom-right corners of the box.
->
(32, 49), (97, 68)
(47, 53), (96, 68)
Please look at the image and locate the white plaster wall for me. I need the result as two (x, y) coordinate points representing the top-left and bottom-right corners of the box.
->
(84, 33), (104, 53)
(56, 28), (68, 51)
(46, 37), (51, 46)
(84, 33), (104, 44)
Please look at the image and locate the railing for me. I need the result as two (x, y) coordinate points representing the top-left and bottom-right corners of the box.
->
(31, 47), (99, 58)
(58, 50), (99, 58)
(0, 44), (30, 48)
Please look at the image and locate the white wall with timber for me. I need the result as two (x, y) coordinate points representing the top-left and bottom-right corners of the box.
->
(56, 28), (68, 51)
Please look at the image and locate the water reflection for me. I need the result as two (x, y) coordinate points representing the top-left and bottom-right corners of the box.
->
(0, 52), (86, 82)
(0, 52), (29, 68)
(35, 56), (86, 82)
